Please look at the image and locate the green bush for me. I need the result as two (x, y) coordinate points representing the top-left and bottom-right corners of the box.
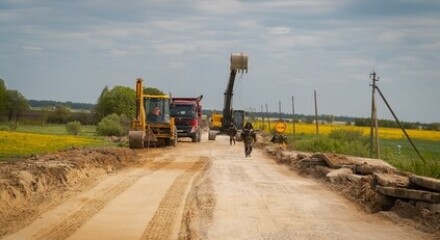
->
(96, 114), (125, 136)
(65, 121), (82, 135)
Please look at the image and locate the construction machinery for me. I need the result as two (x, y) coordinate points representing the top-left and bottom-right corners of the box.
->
(209, 53), (248, 140)
(171, 95), (203, 142)
(128, 78), (177, 148)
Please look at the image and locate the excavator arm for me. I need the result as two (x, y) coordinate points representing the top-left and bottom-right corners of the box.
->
(222, 53), (248, 131)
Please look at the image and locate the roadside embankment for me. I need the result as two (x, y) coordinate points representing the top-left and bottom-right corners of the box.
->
(0, 148), (137, 237)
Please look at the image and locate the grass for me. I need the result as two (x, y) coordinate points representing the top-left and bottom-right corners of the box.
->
(0, 123), (96, 136)
(0, 123), (114, 159)
(380, 139), (440, 178)
(272, 125), (440, 179)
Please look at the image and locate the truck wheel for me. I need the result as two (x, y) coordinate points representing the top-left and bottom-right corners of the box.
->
(128, 131), (145, 149)
(208, 130), (216, 140)
(171, 128), (178, 146)
(197, 131), (202, 142)
(192, 132), (198, 143)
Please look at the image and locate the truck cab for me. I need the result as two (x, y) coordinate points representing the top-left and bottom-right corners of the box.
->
(170, 96), (203, 142)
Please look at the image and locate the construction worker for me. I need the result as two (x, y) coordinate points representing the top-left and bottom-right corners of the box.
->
(241, 122), (256, 157)
(228, 122), (237, 146)
(150, 103), (161, 122)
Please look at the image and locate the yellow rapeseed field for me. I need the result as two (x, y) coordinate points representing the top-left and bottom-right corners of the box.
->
(0, 131), (103, 158)
(254, 121), (440, 141)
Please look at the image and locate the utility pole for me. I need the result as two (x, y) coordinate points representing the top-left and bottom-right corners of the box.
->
(375, 83), (426, 163)
(370, 72), (380, 159)
(278, 100), (282, 120)
(291, 96), (295, 135)
(314, 90), (319, 135)
(261, 105), (265, 131)
(265, 103), (269, 131)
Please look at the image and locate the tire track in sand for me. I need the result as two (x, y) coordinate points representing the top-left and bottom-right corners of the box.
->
(31, 155), (176, 240)
(140, 157), (208, 240)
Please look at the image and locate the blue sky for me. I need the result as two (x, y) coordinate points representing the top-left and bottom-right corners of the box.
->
(1, 0), (439, 123)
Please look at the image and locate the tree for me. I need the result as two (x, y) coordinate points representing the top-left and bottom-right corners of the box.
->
(0, 79), (6, 117)
(95, 86), (136, 121)
(98, 86), (109, 100)
(5, 89), (29, 122)
(144, 87), (165, 95)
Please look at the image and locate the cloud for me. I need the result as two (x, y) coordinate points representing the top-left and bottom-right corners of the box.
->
(1, 0), (440, 122)
(21, 46), (42, 51)
(269, 27), (290, 35)
(339, 58), (373, 67)
(193, 0), (243, 14)
(377, 31), (406, 43)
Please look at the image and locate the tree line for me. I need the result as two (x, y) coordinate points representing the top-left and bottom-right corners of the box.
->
(28, 100), (95, 111)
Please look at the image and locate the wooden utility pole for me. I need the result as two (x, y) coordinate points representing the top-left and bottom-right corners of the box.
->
(375, 84), (425, 163)
(261, 105), (265, 130)
(291, 96), (296, 135)
(265, 103), (269, 131)
(370, 72), (380, 159)
(278, 101), (282, 120)
(314, 90), (319, 135)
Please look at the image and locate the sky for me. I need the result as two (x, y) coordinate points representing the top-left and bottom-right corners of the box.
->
(1, 0), (439, 123)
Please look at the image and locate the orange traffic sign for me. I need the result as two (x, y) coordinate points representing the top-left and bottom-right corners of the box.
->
(275, 121), (287, 133)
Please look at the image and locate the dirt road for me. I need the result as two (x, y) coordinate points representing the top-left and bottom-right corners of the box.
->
(3, 134), (436, 240)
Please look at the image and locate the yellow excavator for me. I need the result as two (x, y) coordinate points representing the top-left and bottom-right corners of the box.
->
(128, 78), (177, 148)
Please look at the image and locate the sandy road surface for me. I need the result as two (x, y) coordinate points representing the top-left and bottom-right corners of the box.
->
(3, 134), (436, 240)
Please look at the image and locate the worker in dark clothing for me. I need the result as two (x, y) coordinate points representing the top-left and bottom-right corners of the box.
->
(228, 122), (237, 146)
(241, 122), (257, 157)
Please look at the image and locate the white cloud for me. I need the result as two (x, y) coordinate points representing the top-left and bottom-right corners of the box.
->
(253, 0), (345, 12)
(269, 27), (290, 35)
(377, 31), (406, 43)
(110, 49), (130, 57)
(152, 42), (194, 55)
(193, 0), (243, 14)
(339, 58), (373, 67)
(21, 46), (42, 51)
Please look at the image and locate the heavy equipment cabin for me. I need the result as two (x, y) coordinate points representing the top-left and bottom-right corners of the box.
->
(129, 78), (177, 148)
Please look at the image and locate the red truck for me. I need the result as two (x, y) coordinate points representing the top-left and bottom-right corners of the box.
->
(170, 95), (203, 142)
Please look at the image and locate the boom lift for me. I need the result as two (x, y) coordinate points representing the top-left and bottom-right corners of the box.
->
(128, 78), (177, 148)
(209, 53), (248, 140)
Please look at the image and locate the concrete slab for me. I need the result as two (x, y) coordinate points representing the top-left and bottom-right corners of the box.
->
(376, 186), (440, 203)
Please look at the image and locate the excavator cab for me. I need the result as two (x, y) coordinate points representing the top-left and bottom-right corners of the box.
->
(145, 96), (170, 123)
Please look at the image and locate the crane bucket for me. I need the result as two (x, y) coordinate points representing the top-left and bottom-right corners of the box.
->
(230, 53), (248, 73)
